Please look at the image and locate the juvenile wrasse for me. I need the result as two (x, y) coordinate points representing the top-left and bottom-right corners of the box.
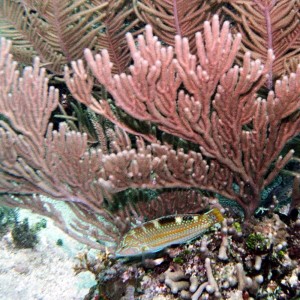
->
(116, 208), (224, 257)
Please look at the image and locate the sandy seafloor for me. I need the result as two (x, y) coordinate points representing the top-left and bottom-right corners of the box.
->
(0, 209), (96, 300)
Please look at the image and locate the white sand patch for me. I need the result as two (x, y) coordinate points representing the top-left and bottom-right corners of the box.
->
(0, 209), (96, 300)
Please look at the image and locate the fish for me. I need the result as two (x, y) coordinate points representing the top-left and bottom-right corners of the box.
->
(116, 208), (224, 257)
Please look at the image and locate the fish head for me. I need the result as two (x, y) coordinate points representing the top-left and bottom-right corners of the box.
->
(115, 244), (142, 257)
(115, 232), (148, 257)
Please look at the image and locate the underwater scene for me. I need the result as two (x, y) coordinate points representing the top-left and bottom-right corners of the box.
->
(0, 0), (300, 299)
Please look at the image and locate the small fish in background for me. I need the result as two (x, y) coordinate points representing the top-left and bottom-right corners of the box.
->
(116, 208), (224, 258)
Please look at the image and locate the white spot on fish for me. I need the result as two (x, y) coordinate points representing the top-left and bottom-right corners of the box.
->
(175, 216), (182, 224)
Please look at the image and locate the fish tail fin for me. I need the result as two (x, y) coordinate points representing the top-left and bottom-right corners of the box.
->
(207, 208), (224, 223)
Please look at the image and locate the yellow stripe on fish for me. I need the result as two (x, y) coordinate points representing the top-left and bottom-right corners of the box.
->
(116, 208), (224, 257)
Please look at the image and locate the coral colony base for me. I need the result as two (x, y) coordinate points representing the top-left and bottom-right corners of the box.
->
(0, 1), (300, 299)
(75, 208), (300, 300)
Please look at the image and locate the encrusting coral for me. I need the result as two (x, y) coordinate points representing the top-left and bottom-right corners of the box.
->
(74, 210), (299, 299)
